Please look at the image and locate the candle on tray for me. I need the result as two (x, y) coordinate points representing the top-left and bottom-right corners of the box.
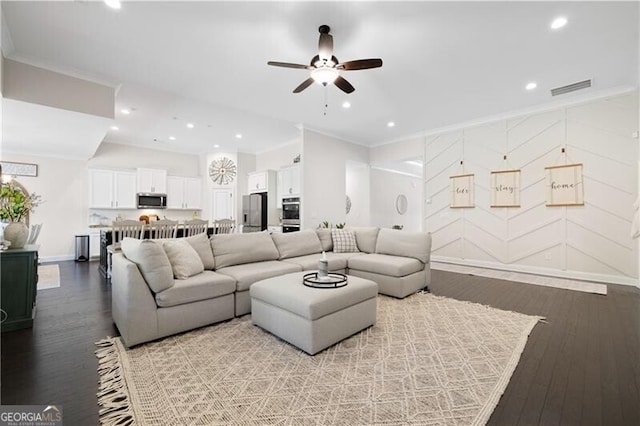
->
(318, 251), (329, 278)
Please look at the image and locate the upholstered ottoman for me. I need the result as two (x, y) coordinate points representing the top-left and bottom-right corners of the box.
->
(250, 271), (378, 355)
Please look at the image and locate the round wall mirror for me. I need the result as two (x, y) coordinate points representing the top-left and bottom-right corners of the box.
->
(396, 194), (408, 215)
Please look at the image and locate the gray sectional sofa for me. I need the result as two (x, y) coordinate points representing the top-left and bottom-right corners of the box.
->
(111, 227), (432, 347)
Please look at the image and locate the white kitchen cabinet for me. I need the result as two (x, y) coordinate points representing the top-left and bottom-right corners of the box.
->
(167, 176), (202, 209)
(137, 168), (167, 194)
(276, 164), (300, 208)
(89, 169), (136, 209)
(248, 170), (275, 193)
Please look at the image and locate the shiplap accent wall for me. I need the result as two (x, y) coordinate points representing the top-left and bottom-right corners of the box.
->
(425, 91), (638, 286)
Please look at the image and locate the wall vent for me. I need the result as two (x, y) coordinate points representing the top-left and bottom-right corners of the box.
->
(551, 79), (592, 96)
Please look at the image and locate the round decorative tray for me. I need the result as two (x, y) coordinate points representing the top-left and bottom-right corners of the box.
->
(303, 272), (348, 289)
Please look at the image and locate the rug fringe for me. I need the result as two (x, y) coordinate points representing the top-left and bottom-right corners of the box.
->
(95, 337), (135, 426)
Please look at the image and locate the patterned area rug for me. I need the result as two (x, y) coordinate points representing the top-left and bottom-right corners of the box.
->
(96, 293), (542, 425)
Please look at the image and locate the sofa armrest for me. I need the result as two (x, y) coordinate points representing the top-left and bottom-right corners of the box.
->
(111, 253), (159, 347)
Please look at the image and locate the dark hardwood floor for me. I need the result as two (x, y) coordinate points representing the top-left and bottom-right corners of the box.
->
(2, 262), (639, 425)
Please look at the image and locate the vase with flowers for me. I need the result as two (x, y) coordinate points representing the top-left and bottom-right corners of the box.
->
(0, 181), (42, 249)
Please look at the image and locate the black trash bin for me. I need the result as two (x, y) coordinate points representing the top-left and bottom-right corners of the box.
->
(75, 234), (89, 262)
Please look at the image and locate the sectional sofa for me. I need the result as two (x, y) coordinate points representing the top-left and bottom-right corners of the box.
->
(111, 227), (432, 347)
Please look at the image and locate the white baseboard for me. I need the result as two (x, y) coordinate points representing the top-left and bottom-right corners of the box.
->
(432, 256), (639, 289)
(40, 254), (75, 262)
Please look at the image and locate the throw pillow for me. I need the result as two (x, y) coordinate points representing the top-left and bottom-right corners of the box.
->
(120, 238), (174, 293)
(331, 229), (360, 253)
(185, 233), (215, 270)
(163, 239), (205, 280)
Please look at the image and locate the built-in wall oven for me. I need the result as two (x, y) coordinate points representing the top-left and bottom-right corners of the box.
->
(282, 197), (300, 233)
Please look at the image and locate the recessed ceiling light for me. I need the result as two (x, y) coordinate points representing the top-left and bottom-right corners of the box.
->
(387, 121), (395, 128)
(342, 101), (351, 109)
(110, 126), (119, 131)
(213, 144), (220, 148)
(235, 133), (243, 139)
(186, 123), (195, 129)
(169, 136), (176, 141)
(104, 0), (121, 9)
(120, 108), (130, 115)
(525, 82), (537, 90)
(551, 17), (567, 30)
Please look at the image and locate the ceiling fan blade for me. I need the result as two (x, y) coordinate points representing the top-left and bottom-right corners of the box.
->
(293, 77), (315, 93)
(267, 61), (312, 70)
(337, 58), (383, 70)
(318, 33), (334, 61)
(334, 76), (355, 94)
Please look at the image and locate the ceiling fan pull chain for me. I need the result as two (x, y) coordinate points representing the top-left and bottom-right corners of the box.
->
(324, 86), (329, 116)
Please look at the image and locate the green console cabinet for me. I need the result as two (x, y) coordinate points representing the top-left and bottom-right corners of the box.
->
(1, 245), (39, 332)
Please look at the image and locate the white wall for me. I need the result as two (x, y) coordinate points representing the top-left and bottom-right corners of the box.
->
(90, 142), (200, 175)
(1, 153), (88, 259)
(301, 129), (369, 229)
(370, 168), (422, 231)
(255, 140), (301, 171)
(424, 90), (639, 286)
(345, 161), (371, 227)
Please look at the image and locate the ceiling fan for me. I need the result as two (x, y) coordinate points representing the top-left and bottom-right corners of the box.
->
(268, 25), (383, 94)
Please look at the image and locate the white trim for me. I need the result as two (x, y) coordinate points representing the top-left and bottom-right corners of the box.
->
(300, 125), (370, 148)
(40, 254), (76, 263)
(432, 255), (639, 288)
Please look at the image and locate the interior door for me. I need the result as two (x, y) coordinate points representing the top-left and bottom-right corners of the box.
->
(212, 188), (233, 220)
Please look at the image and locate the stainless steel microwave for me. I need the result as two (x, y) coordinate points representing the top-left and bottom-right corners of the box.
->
(137, 193), (167, 209)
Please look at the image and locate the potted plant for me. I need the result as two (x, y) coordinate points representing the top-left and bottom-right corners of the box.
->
(0, 181), (42, 248)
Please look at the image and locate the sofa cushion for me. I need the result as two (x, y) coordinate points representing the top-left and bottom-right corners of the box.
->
(348, 253), (424, 277)
(155, 271), (236, 308)
(216, 261), (301, 292)
(281, 252), (349, 271)
(331, 229), (359, 253)
(211, 232), (280, 269)
(375, 228), (432, 264)
(163, 239), (205, 279)
(185, 233), (215, 270)
(271, 229), (323, 260)
(315, 228), (334, 252)
(347, 227), (380, 253)
(121, 238), (174, 293)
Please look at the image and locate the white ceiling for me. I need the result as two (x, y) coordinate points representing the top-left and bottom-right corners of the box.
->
(2, 1), (638, 156)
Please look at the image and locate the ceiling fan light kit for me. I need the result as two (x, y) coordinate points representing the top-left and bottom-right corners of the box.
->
(311, 67), (339, 85)
(268, 25), (383, 94)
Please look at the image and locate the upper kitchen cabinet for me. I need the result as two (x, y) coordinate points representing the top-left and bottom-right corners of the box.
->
(248, 170), (276, 194)
(276, 164), (300, 208)
(89, 169), (136, 209)
(137, 168), (167, 194)
(167, 176), (202, 210)
(277, 164), (300, 199)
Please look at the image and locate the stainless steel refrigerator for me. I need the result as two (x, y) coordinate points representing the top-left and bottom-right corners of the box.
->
(242, 193), (268, 232)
